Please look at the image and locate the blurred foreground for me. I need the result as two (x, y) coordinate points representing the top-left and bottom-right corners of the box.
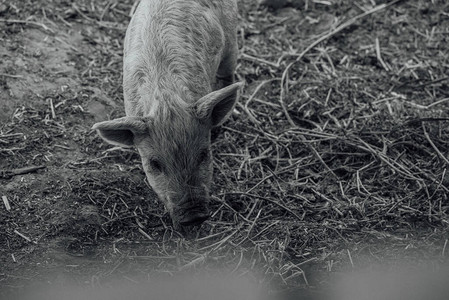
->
(6, 262), (449, 300)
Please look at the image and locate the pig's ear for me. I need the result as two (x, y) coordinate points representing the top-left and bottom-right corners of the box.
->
(196, 82), (244, 127)
(92, 116), (147, 147)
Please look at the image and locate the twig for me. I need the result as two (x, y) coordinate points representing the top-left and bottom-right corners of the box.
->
(240, 53), (280, 68)
(422, 123), (449, 166)
(0, 18), (54, 33)
(375, 37), (390, 71)
(179, 255), (206, 270)
(0, 165), (46, 179)
(130, 0), (140, 17)
(347, 249), (354, 268)
(138, 228), (153, 240)
(425, 98), (449, 109)
(49, 98), (56, 119)
(14, 230), (37, 244)
(2, 195), (11, 211)
(0, 73), (25, 79)
(0, 133), (23, 138)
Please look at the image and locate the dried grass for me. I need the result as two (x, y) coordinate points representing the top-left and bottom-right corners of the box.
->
(1, 0), (449, 295)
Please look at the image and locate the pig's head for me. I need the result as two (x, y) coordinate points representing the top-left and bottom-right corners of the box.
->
(92, 82), (242, 229)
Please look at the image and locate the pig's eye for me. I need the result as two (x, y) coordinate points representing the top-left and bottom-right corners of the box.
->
(198, 149), (210, 164)
(149, 158), (163, 173)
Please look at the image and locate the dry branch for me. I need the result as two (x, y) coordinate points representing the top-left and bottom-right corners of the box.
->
(0, 165), (46, 179)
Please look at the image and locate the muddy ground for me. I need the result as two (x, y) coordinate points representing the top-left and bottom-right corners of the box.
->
(1, 0), (449, 299)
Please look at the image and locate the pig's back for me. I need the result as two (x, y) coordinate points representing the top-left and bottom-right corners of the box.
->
(123, 0), (238, 116)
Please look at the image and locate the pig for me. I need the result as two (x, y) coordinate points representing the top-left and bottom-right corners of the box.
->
(92, 0), (242, 229)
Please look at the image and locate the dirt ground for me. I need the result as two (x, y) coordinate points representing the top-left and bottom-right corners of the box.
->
(1, 0), (449, 299)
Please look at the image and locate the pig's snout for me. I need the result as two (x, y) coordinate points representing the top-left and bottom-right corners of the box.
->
(179, 210), (209, 226)
(174, 197), (210, 227)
